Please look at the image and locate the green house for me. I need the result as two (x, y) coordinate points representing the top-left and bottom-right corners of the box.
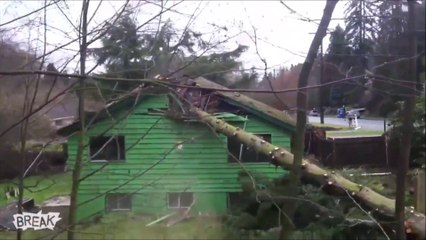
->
(59, 77), (296, 222)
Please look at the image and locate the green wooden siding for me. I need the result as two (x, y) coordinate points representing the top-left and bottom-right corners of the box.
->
(66, 95), (291, 221)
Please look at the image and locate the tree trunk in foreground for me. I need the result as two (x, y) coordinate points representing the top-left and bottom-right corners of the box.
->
(395, 0), (418, 239)
(190, 107), (426, 240)
(286, 1), (338, 238)
(293, 0), (337, 178)
(67, 1), (89, 239)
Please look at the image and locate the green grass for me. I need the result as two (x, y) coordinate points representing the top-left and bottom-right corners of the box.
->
(0, 173), (71, 207)
(308, 122), (351, 130)
(0, 176), (233, 240)
(10, 142), (65, 152)
(27, 143), (64, 152)
(0, 213), (235, 240)
(326, 130), (384, 138)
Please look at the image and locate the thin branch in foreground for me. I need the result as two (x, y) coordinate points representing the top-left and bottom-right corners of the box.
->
(343, 188), (391, 240)
(0, 0), (59, 28)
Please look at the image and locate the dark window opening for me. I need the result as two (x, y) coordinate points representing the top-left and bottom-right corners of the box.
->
(217, 100), (247, 113)
(106, 193), (131, 211)
(227, 192), (248, 209)
(147, 108), (168, 114)
(167, 192), (193, 208)
(228, 192), (280, 229)
(89, 135), (125, 161)
(55, 119), (64, 126)
(227, 192), (258, 215)
(227, 134), (271, 163)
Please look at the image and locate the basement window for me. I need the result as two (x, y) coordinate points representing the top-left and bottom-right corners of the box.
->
(227, 134), (271, 163)
(167, 192), (193, 208)
(227, 192), (248, 210)
(89, 135), (125, 161)
(106, 193), (132, 211)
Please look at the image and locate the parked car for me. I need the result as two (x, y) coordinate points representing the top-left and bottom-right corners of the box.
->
(346, 110), (359, 119)
(309, 109), (319, 116)
(346, 108), (365, 119)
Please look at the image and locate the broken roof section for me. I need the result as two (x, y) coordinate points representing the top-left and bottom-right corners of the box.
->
(192, 77), (296, 131)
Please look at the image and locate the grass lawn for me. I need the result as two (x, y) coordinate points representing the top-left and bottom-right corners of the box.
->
(0, 173), (71, 207)
(25, 142), (65, 152)
(0, 213), (236, 240)
(326, 130), (384, 138)
(309, 122), (351, 130)
(0, 176), (237, 239)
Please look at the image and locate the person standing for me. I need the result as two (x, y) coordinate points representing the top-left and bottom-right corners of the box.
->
(347, 113), (353, 128)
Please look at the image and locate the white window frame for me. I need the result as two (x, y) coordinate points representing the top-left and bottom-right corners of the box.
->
(167, 192), (193, 209)
(106, 194), (132, 212)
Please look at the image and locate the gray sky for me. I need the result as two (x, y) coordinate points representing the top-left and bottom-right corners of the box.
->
(0, 1), (346, 74)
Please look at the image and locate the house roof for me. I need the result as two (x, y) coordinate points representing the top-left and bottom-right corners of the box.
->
(58, 77), (296, 136)
(192, 77), (296, 131)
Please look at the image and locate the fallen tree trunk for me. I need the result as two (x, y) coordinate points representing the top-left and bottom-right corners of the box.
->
(191, 107), (426, 239)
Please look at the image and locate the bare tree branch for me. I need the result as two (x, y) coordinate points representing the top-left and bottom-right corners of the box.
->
(0, 0), (59, 28)
(67, 1), (89, 238)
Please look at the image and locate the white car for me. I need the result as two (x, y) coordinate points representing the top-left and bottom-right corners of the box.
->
(309, 109), (319, 116)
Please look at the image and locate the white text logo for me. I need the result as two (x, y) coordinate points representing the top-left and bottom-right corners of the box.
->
(13, 211), (61, 230)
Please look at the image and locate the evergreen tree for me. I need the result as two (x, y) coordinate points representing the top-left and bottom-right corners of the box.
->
(92, 14), (202, 91)
(341, 0), (382, 106)
(344, 0), (378, 55)
(92, 12), (257, 92)
(94, 14), (145, 79)
(233, 67), (259, 89)
(365, 0), (425, 115)
(182, 44), (253, 88)
(324, 25), (357, 107)
(325, 24), (353, 70)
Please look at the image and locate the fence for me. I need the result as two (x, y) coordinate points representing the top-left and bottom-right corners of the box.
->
(305, 129), (398, 168)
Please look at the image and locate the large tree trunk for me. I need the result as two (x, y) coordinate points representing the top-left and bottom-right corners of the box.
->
(286, 1), (338, 238)
(395, 1), (418, 239)
(190, 107), (426, 239)
(293, 0), (337, 177)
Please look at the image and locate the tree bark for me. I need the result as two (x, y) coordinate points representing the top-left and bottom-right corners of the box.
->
(286, 1), (337, 238)
(190, 107), (426, 239)
(67, 1), (89, 239)
(293, 0), (337, 178)
(319, 41), (325, 124)
(395, 1), (418, 239)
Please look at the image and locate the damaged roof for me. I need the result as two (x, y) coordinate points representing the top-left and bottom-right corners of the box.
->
(192, 77), (296, 131)
(58, 77), (296, 135)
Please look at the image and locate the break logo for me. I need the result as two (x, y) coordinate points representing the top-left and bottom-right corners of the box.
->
(13, 211), (61, 231)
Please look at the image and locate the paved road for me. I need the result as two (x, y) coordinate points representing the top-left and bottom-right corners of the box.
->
(308, 116), (391, 131)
